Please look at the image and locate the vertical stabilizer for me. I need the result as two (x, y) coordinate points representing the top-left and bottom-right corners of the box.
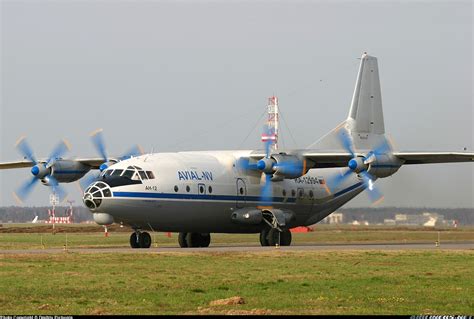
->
(347, 53), (385, 134)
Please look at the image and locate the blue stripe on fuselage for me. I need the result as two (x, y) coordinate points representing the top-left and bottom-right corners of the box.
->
(112, 182), (365, 203)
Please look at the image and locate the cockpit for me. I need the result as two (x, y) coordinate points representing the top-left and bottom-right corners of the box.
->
(101, 166), (155, 181)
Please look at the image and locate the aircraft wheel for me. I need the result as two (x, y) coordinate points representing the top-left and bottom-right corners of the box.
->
(130, 232), (140, 248)
(199, 233), (211, 247)
(178, 232), (188, 248)
(280, 229), (292, 246)
(185, 233), (201, 248)
(266, 228), (281, 246)
(259, 228), (270, 246)
(139, 231), (152, 248)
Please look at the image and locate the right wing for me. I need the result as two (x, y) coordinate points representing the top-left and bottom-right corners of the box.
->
(0, 157), (115, 170)
(0, 160), (35, 169)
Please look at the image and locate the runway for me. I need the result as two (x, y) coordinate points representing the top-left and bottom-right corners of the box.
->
(1, 242), (473, 254)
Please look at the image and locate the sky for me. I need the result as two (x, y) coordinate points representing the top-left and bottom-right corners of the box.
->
(0, 0), (472, 208)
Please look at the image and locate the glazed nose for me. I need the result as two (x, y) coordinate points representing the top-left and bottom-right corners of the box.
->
(82, 181), (112, 210)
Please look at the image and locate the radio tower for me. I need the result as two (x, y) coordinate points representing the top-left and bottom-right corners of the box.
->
(261, 96), (279, 152)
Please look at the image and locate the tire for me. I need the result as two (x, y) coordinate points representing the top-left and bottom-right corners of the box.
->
(259, 228), (270, 246)
(178, 232), (188, 248)
(139, 232), (152, 248)
(130, 233), (140, 248)
(199, 233), (211, 247)
(186, 233), (201, 248)
(280, 229), (292, 246)
(266, 228), (281, 246)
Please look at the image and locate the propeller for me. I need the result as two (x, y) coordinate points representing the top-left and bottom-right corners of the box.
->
(13, 137), (70, 203)
(79, 129), (143, 190)
(325, 128), (391, 205)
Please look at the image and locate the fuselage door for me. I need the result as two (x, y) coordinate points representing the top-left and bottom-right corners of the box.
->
(236, 178), (246, 208)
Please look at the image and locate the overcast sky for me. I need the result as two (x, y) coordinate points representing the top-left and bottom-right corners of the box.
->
(0, 0), (472, 208)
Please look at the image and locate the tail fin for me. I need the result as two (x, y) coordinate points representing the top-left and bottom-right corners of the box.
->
(308, 53), (387, 151)
(347, 53), (385, 134)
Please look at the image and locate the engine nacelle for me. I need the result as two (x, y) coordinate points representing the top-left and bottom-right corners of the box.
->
(366, 154), (401, 178)
(231, 208), (263, 225)
(51, 160), (91, 183)
(271, 154), (307, 180)
(93, 213), (114, 225)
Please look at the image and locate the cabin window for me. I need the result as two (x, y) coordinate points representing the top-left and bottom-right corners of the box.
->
(239, 187), (244, 195)
(199, 185), (205, 194)
(186, 185), (190, 192)
(291, 189), (296, 197)
(298, 189), (304, 198)
(309, 190), (314, 198)
(208, 186), (213, 194)
(174, 185), (179, 192)
(282, 189), (287, 197)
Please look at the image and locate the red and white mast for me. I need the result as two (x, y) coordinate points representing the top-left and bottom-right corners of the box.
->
(261, 96), (279, 152)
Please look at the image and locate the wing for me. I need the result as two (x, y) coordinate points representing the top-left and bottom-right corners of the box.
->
(0, 160), (35, 169)
(392, 152), (474, 165)
(248, 150), (474, 169)
(0, 158), (113, 170)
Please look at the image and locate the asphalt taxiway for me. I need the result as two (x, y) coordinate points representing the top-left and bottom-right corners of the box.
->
(1, 242), (472, 254)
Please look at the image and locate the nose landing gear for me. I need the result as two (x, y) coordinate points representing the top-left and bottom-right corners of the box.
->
(130, 231), (152, 248)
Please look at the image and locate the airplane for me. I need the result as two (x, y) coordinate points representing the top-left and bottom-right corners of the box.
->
(1, 53), (473, 249)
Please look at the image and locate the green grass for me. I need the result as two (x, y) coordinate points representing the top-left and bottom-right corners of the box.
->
(0, 250), (472, 314)
(0, 226), (473, 250)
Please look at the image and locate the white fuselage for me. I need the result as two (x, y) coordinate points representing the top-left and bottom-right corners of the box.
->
(85, 150), (366, 233)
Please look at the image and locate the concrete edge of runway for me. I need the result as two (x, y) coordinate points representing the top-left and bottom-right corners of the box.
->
(1, 242), (473, 254)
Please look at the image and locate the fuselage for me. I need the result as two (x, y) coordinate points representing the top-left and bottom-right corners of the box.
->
(83, 150), (367, 233)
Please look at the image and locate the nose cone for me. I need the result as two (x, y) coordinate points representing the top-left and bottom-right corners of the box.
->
(83, 181), (112, 210)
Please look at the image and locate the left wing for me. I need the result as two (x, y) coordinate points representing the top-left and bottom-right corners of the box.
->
(391, 152), (474, 165)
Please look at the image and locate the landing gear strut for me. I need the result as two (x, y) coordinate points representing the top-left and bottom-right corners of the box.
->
(178, 232), (211, 248)
(130, 231), (152, 248)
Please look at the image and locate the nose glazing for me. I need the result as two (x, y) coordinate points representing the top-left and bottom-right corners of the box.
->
(83, 181), (112, 210)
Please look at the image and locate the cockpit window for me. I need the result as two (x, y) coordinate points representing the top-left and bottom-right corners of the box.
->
(122, 169), (135, 179)
(138, 171), (148, 180)
(112, 169), (123, 176)
(146, 171), (155, 179)
(104, 170), (113, 177)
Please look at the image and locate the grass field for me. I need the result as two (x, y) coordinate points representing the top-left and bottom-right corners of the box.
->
(1, 225), (473, 314)
(0, 224), (473, 250)
(1, 250), (473, 315)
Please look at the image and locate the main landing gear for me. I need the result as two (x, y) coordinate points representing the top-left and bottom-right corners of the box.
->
(259, 227), (292, 246)
(130, 231), (152, 248)
(259, 209), (293, 247)
(178, 232), (211, 248)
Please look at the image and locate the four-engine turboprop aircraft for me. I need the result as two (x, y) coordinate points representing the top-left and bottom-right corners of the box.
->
(1, 53), (473, 248)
